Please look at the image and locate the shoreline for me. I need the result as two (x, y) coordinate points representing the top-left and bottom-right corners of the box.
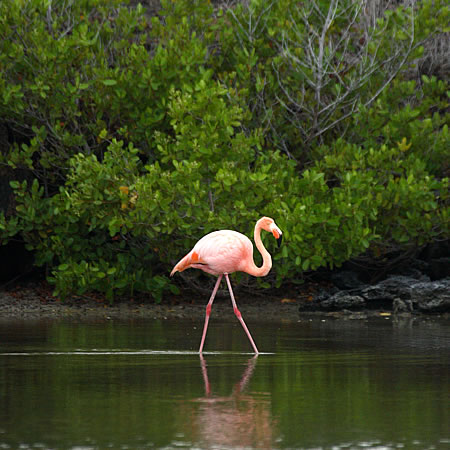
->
(0, 280), (448, 323)
(0, 282), (304, 322)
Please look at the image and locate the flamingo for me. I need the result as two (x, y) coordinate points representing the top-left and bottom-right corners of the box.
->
(170, 217), (283, 354)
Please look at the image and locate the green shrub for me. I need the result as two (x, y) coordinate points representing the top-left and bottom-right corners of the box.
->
(215, 0), (449, 162)
(1, 77), (297, 299)
(0, 0), (215, 181)
(0, 0), (448, 301)
(351, 76), (449, 176)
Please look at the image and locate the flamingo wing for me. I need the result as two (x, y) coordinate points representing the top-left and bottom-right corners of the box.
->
(171, 230), (253, 276)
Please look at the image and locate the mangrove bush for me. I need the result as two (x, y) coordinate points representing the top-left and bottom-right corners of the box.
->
(0, 0), (448, 300)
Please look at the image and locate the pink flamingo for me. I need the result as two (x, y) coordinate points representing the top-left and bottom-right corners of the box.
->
(170, 217), (283, 354)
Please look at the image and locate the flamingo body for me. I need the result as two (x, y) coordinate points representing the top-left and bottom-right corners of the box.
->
(171, 230), (253, 276)
(171, 217), (283, 354)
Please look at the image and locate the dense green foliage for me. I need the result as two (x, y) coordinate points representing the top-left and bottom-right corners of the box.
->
(0, 0), (448, 301)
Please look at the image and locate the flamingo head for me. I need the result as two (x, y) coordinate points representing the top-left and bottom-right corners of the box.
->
(258, 217), (283, 247)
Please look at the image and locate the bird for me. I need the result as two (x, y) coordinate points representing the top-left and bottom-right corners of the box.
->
(170, 216), (283, 354)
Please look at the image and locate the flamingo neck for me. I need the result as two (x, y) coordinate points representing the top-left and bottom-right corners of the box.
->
(246, 220), (272, 277)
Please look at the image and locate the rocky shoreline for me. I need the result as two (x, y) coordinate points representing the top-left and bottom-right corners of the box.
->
(0, 272), (448, 323)
(299, 273), (450, 314)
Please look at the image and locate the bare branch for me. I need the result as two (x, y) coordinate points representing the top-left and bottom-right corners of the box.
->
(271, 0), (422, 147)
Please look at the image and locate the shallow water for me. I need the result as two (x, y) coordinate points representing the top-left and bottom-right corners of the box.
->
(0, 315), (449, 449)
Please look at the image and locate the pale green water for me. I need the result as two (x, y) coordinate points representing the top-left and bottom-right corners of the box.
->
(0, 316), (448, 449)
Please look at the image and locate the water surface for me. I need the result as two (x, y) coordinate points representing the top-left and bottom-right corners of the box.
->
(0, 315), (448, 449)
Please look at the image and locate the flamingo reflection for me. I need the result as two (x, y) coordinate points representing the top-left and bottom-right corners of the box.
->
(179, 356), (276, 448)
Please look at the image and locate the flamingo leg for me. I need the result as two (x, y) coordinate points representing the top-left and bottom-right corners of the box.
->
(199, 274), (223, 354)
(224, 274), (259, 354)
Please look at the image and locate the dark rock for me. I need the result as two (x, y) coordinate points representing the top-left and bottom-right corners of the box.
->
(297, 286), (338, 311)
(320, 292), (366, 310)
(360, 275), (429, 302)
(307, 275), (450, 313)
(393, 297), (413, 313)
(365, 276), (450, 313)
(409, 279), (450, 312)
(314, 288), (334, 302)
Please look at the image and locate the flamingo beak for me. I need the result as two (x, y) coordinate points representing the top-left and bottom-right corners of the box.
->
(277, 234), (283, 248)
(272, 227), (283, 248)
